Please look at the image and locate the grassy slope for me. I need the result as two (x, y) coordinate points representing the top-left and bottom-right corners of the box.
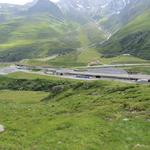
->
(0, 90), (48, 104)
(24, 53), (147, 67)
(22, 22), (147, 67)
(99, 10), (150, 60)
(28, 23), (107, 67)
(0, 14), (108, 64)
(7, 72), (68, 81)
(0, 14), (81, 62)
(0, 73), (150, 149)
(0, 9), (149, 66)
(77, 25), (104, 64)
(48, 23), (108, 66)
(120, 66), (150, 75)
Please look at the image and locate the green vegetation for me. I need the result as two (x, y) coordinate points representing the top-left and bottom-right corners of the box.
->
(7, 72), (69, 81)
(24, 21), (148, 67)
(121, 66), (150, 75)
(48, 51), (87, 67)
(21, 22), (148, 67)
(0, 90), (48, 104)
(97, 55), (147, 64)
(99, 10), (150, 60)
(0, 1), (150, 149)
(0, 15), (81, 62)
(0, 12), (106, 63)
(77, 25), (105, 64)
(0, 0), (149, 66)
(0, 63), (11, 68)
(0, 73), (150, 149)
(24, 53), (147, 67)
(22, 24), (108, 67)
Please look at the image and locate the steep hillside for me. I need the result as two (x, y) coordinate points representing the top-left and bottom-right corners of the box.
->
(0, 0), (80, 62)
(100, 0), (150, 32)
(0, 14), (81, 62)
(0, 0), (107, 63)
(28, 0), (63, 19)
(99, 10), (150, 60)
(42, 23), (107, 67)
(59, 0), (131, 19)
(0, 0), (149, 64)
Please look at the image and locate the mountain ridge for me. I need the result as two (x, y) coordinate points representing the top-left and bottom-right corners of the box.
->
(27, 0), (64, 19)
(0, 0), (149, 64)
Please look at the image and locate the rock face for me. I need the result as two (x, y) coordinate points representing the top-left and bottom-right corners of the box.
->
(59, 0), (131, 18)
(0, 124), (5, 133)
(28, 0), (64, 19)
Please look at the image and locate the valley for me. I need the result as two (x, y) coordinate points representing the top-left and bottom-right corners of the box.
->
(0, 0), (149, 65)
(0, 0), (150, 149)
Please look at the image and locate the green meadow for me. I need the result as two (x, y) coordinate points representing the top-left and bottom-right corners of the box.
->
(24, 53), (148, 68)
(118, 65), (150, 75)
(0, 73), (150, 150)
